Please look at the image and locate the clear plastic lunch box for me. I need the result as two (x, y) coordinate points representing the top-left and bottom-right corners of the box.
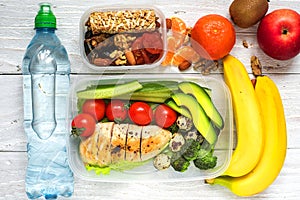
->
(79, 5), (167, 72)
(66, 74), (233, 182)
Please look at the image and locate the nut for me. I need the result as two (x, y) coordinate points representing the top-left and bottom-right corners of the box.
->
(91, 39), (98, 47)
(109, 50), (123, 59)
(243, 40), (249, 48)
(114, 34), (136, 50)
(178, 60), (191, 71)
(193, 58), (220, 75)
(166, 18), (172, 29)
(93, 58), (112, 66)
(251, 56), (262, 76)
(114, 53), (127, 65)
(125, 51), (136, 65)
(155, 20), (161, 28)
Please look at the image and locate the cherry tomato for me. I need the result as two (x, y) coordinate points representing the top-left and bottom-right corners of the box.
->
(82, 99), (106, 121)
(129, 102), (153, 126)
(71, 113), (96, 137)
(106, 100), (128, 122)
(154, 104), (177, 128)
(142, 32), (163, 55)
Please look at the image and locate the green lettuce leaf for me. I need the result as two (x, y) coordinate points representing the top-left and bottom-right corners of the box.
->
(85, 160), (150, 175)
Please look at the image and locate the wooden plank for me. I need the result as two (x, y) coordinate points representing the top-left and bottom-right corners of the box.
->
(0, 74), (299, 151)
(0, 149), (299, 199)
(1, 32), (299, 74)
(0, 0), (299, 74)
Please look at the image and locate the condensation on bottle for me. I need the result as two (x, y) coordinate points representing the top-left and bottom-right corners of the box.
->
(22, 3), (73, 199)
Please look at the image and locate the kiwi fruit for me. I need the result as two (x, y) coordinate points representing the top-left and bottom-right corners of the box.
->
(229, 0), (269, 28)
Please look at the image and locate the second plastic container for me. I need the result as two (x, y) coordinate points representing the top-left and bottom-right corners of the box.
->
(67, 74), (233, 182)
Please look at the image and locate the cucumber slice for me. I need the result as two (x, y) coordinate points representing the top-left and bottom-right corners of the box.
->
(117, 95), (168, 103)
(77, 80), (143, 99)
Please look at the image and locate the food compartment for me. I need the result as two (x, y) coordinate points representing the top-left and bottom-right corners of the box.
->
(67, 74), (233, 182)
(80, 5), (167, 71)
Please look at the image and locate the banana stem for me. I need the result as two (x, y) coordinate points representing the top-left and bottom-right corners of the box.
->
(205, 176), (233, 190)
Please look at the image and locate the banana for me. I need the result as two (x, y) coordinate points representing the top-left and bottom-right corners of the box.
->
(206, 75), (287, 197)
(222, 55), (264, 177)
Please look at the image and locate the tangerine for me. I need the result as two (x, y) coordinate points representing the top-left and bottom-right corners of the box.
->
(191, 14), (236, 60)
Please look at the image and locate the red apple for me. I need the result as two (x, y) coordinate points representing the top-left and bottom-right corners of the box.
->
(257, 9), (300, 60)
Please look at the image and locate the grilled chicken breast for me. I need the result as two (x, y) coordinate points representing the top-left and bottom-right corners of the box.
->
(126, 124), (143, 162)
(111, 123), (128, 163)
(79, 122), (114, 166)
(79, 122), (172, 167)
(141, 125), (172, 161)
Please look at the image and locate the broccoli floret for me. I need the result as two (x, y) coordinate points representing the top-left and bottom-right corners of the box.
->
(193, 149), (217, 170)
(170, 152), (190, 172)
(182, 139), (201, 161)
(167, 122), (179, 134)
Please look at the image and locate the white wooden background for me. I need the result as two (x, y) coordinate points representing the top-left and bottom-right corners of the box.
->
(0, 0), (300, 199)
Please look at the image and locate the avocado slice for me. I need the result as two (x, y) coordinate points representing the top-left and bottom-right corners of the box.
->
(171, 93), (217, 145)
(178, 81), (224, 129)
(164, 99), (192, 119)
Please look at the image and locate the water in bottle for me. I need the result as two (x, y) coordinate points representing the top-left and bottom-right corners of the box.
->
(22, 3), (74, 199)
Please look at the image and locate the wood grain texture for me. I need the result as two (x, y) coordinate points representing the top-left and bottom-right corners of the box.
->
(0, 149), (299, 200)
(0, 0), (299, 199)
(0, 0), (300, 74)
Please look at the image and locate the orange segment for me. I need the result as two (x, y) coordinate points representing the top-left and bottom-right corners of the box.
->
(167, 35), (183, 52)
(172, 46), (200, 66)
(171, 53), (186, 66)
(171, 17), (187, 35)
(167, 36), (176, 52)
(171, 17), (187, 46)
(161, 51), (175, 66)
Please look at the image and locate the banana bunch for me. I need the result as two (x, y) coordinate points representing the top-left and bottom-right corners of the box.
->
(206, 55), (287, 196)
(223, 55), (264, 177)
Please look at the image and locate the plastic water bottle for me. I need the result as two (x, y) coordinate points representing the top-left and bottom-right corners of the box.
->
(22, 3), (74, 199)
